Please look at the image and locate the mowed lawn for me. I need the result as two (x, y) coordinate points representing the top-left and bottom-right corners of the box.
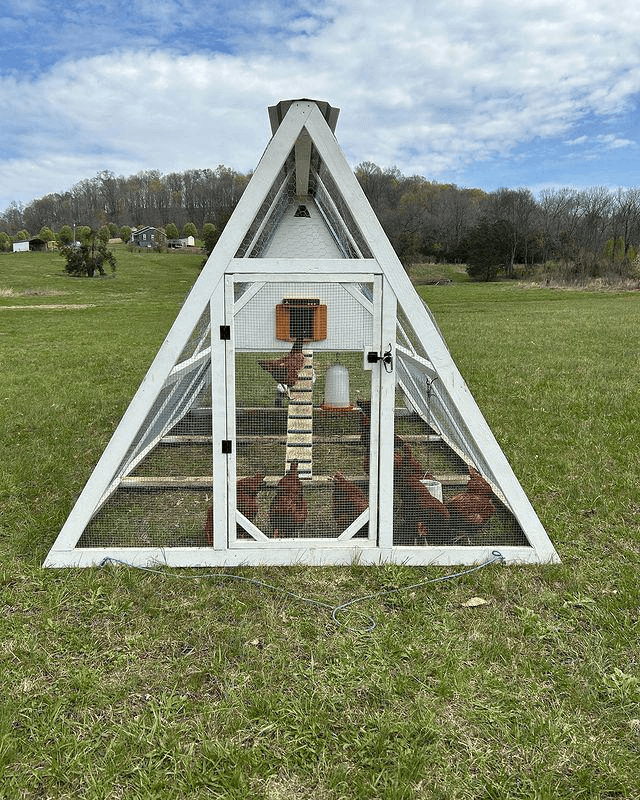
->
(1, 249), (639, 799)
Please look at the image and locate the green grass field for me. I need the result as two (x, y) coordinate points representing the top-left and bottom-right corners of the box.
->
(1, 250), (639, 799)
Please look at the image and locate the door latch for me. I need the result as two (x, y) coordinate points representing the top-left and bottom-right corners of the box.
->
(367, 344), (393, 372)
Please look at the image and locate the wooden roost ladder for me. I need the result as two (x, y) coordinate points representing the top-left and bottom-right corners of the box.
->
(284, 349), (314, 479)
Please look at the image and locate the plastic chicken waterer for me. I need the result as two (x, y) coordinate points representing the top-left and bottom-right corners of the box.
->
(323, 363), (351, 408)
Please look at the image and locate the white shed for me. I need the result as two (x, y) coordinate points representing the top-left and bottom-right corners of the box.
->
(12, 241), (29, 252)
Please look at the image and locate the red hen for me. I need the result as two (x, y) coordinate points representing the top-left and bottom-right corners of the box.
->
(258, 337), (305, 391)
(445, 466), (496, 542)
(333, 472), (368, 529)
(237, 472), (266, 522)
(394, 442), (451, 544)
(269, 460), (308, 538)
(204, 472), (265, 545)
(400, 472), (451, 544)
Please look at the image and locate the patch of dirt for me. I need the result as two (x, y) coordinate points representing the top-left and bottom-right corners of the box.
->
(0, 304), (95, 311)
(0, 288), (66, 297)
(412, 277), (453, 285)
(518, 278), (640, 292)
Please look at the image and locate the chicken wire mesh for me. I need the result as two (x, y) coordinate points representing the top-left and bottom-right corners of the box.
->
(311, 167), (369, 259)
(78, 380), (214, 548)
(239, 167), (295, 258)
(392, 307), (529, 549)
(391, 399), (529, 549)
(74, 274), (529, 553)
(78, 310), (215, 549)
(231, 280), (375, 543)
(233, 142), (371, 260)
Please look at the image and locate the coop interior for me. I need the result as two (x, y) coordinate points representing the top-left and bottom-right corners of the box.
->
(78, 279), (529, 553)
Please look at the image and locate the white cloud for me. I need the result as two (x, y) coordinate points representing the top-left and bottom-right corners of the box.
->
(2, 0), (640, 208)
(596, 134), (634, 149)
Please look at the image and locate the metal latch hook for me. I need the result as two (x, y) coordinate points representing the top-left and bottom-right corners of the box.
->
(367, 344), (393, 372)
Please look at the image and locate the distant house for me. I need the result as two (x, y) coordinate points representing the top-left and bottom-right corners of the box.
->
(131, 226), (165, 248)
(167, 235), (196, 249)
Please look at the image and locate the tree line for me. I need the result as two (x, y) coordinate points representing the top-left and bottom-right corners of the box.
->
(355, 163), (640, 281)
(0, 166), (249, 247)
(2, 162), (640, 281)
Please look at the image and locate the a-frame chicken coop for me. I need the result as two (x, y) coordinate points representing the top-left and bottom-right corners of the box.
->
(45, 99), (559, 568)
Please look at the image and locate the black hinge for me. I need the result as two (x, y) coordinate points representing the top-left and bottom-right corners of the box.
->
(221, 440), (232, 454)
(219, 325), (231, 340)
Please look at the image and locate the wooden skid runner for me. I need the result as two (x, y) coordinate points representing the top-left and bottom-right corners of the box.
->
(285, 349), (314, 479)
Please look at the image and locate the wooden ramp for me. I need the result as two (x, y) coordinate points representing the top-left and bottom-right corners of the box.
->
(285, 349), (314, 479)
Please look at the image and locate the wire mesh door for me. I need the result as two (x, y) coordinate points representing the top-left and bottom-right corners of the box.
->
(226, 275), (382, 548)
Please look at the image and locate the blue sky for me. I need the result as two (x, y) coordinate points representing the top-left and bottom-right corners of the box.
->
(1, 0), (639, 211)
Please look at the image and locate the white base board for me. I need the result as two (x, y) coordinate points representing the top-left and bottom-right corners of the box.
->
(44, 545), (559, 569)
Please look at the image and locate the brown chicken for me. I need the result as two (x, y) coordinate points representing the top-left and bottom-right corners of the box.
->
(237, 472), (266, 537)
(258, 337), (305, 391)
(394, 440), (429, 506)
(204, 505), (213, 546)
(400, 472), (452, 544)
(333, 472), (368, 529)
(397, 440), (424, 479)
(237, 472), (266, 522)
(203, 472), (266, 544)
(394, 442), (451, 544)
(269, 460), (308, 538)
(446, 466), (496, 542)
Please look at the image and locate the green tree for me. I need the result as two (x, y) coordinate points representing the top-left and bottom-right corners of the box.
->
(76, 226), (92, 243)
(98, 225), (111, 244)
(165, 222), (179, 240)
(200, 223), (218, 269)
(202, 223), (218, 254)
(38, 226), (55, 242)
(61, 229), (116, 277)
(482, 188), (537, 276)
(603, 236), (625, 264)
(182, 222), (197, 239)
(0, 232), (10, 251)
(58, 225), (73, 246)
(461, 220), (514, 281)
(119, 225), (132, 243)
(16, 229), (30, 242)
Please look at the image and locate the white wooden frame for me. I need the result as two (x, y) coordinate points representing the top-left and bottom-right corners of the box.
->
(45, 99), (559, 567)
